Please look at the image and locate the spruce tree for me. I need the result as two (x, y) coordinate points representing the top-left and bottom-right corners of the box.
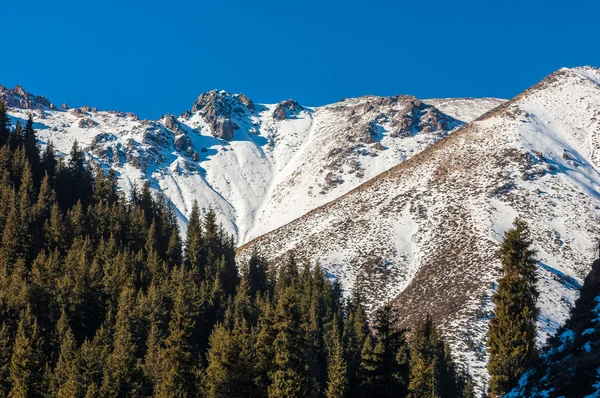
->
(184, 201), (203, 278)
(0, 100), (9, 148)
(0, 322), (12, 396)
(9, 307), (45, 398)
(22, 115), (40, 182)
(325, 315), (347, 398)
(268, 287), (311, 398)
(487, 219), (538, 397)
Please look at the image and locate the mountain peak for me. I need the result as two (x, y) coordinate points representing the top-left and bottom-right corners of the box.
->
(0, 84), (56, 110)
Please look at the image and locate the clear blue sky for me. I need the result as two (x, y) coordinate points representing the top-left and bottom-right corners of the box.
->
(1, 0), (598, 119)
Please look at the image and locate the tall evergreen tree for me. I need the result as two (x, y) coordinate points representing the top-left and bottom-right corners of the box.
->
(268, 287), (311, 398)
(22, 115), (40, 183)
(9, 307), (45, 398)
(0, 100), (9, 148)
(325, 315), (347, 398)
(487, 219), (538, 397)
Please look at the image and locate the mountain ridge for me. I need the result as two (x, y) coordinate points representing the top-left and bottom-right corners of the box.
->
(2, 83), (503, 245)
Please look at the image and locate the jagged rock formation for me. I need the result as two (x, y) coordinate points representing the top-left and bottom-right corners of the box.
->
(0, 84), (56, 110)
(272, 99), (303, 120)
(190, 90), (254, 140)
(507, 259), (600, 397)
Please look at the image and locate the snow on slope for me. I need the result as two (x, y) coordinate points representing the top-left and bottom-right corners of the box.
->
(238, 66), (600, 389)
(2, 86), (501, 243)
(424, 97), (505, 123)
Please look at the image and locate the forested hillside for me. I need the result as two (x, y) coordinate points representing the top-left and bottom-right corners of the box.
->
(0, 101), (476, 397)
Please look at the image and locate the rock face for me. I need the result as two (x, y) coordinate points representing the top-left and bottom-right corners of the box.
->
(273, 99), (302, 121)
(0, 84), (56, 110)
(190, 90), (256, 140)
(163, 114), (183, 132)
(507, 259), (600, 397)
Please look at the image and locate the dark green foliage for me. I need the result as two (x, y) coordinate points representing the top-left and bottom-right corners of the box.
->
(0, 101), (9, 149)
(325, 315), (347, 398)
(487, 219), (538, 397)
(408, 313), (459, 398)
(359, 303), (410, 398)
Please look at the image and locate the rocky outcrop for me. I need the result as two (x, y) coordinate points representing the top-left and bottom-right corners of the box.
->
(190, 90), (255, 140)
(0, 84), (56, 110)
(273, 99), (302, 121)
(78, 118), (98, 128)
(163, 114), (183, 133)
(174, 134), (191, 152)
(388, 97), (456, 138)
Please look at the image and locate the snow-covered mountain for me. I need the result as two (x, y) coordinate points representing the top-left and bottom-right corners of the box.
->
(1, 83), (502, 243)
(237, 66), (600, 388)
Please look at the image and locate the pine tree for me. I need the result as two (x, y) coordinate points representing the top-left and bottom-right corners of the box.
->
(9, 307), (45, 398)
(255, 297), (276, 396)
(205, 320), (257, 397)
(101, 286), (141, 396)
(268, 287), (311, 398)
(154, 266), (199, 396)
(343, 295), (368, 398)
(0, 100), (9, 148)
(358, 334), (376, 396)
(325, 315), (347, 398)
(41, 142), (57, 179)
(364, 303), (410, 398)
(0, 322), (12, 396)
(22, 115), (40, 182)
(245, 248), (269, 297)
(184, 201), (204, 278)
(487, 219), (538, 397)
(462, 371), (475, 398)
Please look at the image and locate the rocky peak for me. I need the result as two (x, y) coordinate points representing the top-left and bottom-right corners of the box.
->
(272, 99), (303, 121)
(162, 114), (183, 133)
(0, 84), (57, 110)
(190, 90), (256, 140)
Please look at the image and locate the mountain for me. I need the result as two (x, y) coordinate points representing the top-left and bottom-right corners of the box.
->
(507, 258), (600, 397)
(1, 83), (502, 244)
(237, 66), (600, 388)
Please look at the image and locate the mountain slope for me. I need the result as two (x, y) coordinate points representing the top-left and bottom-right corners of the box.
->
(2, 85), (501, 243)
(237, 66), (600, 387)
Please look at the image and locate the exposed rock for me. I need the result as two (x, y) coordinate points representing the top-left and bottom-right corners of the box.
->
(273, 99), (302, 121)
(78, 118), (98, 128)
(126, 112), (139, 121)
(190, 90), (253, 140)
(217, 119), (237, 140)
(70, 108), (84, 117)
(0, 84), (56, 110)
(238, 94), (255, 112)
(174, 134), (192, 152)
(163, 114), (183, 132)
(61, 103), (69, 110)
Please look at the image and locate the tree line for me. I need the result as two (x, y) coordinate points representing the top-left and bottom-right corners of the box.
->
(0, 99), (486, 397)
